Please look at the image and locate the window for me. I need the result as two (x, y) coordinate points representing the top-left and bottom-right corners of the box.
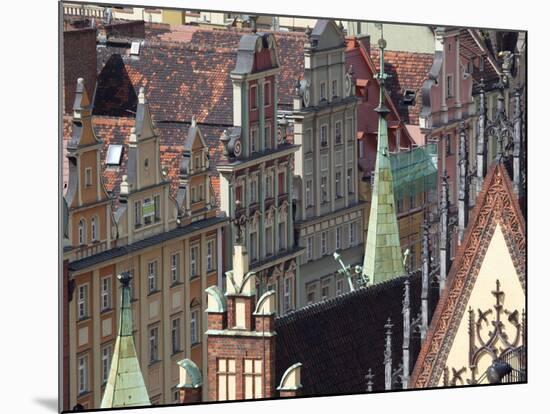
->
(347, 168), (354, 194)
(199, 184), (204, 201)
(78, 219), (86, 245)
(307, 236), (313, 260)
(321, 125), (328, 147)
(250, 85), (258, 109)
(349, 222), (356, 246)
(321, 176), (328, 203)
(283, 277), (292, 313)
(265, 174), (273, 198)
(479, 56), (485, 72)
(190, 246), (198, 278)
(409, 193), (415, 210)
(148, 261), (157, 293)
(194, 155), (200, 170)
(251, 128), (258, 153)
(134, 200), (142, 227)
(336, 277), (344, 296)
(171, 318), (181, 354)
(91, 216), (98, 242)
(191, 309), (199, 345)
(397, 198), (404, 214)
(264, 81), (271, 106)
(173, 389), (180, 403)
(332, 79), (338, 98)
(304, 130), (312, 153)
(144, 158), (150, 169)
(101, 277), (111, 312)
(149, 326), (159, 363)
(154, 195), (161, 220)
(143, 198), (153, 225)
(403, 89), (416, 106)
(191, 187), (197, 203)
(321, 231), (328, 256)
(217, 359), (236, 401)
(278, 171), (286, 194)
(266, 226), (273, 256)
(307, 284), (316, 305)
(306, 179), (313, 207)
(446, 74), (453, 98)
(445, 134), (452, 156)
(321, 278), (331, 300)
(106, 144), (123, 166)
(84, 167), (92, 187)
(207, 240), (215, 271)
(244, 359), (263, 399)
(250, 232), (258, 261)
(335, 171), (342, 198)
(335, 121), (342, 144)
(77, 284), (88, 320)
(320, 81), (326, 100)
(78, 355), (88, 394)
(278, 221), (286, 251)
(336, 227), (342, 250)
(101, 345), (112, 384)
(264, 124), (271, 149)
(171, 253), (180, 284)
(250, 178), (258, 204)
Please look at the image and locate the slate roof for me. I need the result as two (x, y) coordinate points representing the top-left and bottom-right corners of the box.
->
(275, 271), (423, 395)
(370, 48), (434, 125)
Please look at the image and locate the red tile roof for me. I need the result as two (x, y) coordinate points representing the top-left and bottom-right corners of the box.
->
(369, 48), (434, 125)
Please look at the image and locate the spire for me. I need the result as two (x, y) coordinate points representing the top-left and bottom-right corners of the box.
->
(101, 272), (151, 408)
(363, 30), (405, 284)
(384, 317), (393, 390)
(439, 170), (451, 293)
(457, 121), (469, 244)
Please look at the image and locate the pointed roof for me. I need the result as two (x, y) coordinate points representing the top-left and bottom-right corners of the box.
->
(411, 162), (526, 388)
(362, 36), (405, 284)
(101, 272), (151, 408)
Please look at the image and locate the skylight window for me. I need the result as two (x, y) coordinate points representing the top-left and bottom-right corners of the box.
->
(106, 144), (123, 166)
(130, 41), (141, 56)
(402, 89), (416, 106)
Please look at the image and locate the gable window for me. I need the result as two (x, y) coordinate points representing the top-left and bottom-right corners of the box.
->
(335, 121), (342, 144)
(306, 179), (313, 207)
(349, 222), (356, 246)
(306, 283), (317, 305)
(332, 79), (338, 98)
(320, 125), (328, 147)
(217, 358), (236, 401)
(91, 216), (98, 242)
(321, 176), (328, 203)
(171, 318), (181, 354)
(320, 81), (326, 101)
(134, 200), (142, 227)
(321, 231), (328, 256)
(149, 326), (159, 363)
(191, 309), (199, 345)
(101, 345), (112, 384)
(78, 219), (86, 245)
(190, 246), (198, 278)
(306, 236), (313, 260)
(77, 284), (88, 320)
(154, 195), (161, 220)
(143, 198), (154, 225)
(194, 155), (200, 171)
(148, 261), (157, 293)
(250, 85), (258, 110)
(171, 253), (180, 284)
(336, 227), (342, 250)
(335, 171), (342, 198)
(244, 359), (263, 399)
(264, 81), (271, 107)
(78, 354), (88, 394)
(207, 240), (215, 271)
(101, 276), (111, 312)
(347, 168), (354, 194)
(446, 74), (453, 98)
(84, 167), (92, 187)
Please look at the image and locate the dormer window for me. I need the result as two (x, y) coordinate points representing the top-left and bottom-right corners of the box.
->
(106, 144), (123, 166)
(194, 155), (200, 171)
(84, 167), (92, 187)
(250, 85), (258, 110)
(403, 89), (416, 106)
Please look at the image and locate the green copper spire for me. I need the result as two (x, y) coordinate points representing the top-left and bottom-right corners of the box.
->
(362, 31), (405, 284)
(101, 272), (151, 409)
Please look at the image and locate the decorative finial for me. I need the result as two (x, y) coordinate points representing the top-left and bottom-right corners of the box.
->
(191, 115), (197, 128)
(220, 129), (230, 157)
(138, 87), (146, 104)
(305, 25), (312, 39)
(77, 77), (84, 86)
(294, 79), (301, 96)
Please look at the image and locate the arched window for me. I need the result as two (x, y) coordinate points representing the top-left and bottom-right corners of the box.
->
(91, 216), (98, 242)
(78, 219), (86, 245)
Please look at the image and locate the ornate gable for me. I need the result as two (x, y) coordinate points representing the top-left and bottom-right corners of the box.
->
(411, 162), (526, 388)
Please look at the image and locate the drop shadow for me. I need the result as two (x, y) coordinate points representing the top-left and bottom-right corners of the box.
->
(33, 397), (58, 412)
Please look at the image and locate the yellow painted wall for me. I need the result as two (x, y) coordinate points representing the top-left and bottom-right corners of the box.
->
(437, 223), (525, 385)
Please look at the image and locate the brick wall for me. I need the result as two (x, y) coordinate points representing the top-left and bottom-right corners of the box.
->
(63, 28), (97, 114)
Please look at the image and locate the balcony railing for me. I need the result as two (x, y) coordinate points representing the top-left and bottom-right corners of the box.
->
(73, 240), (108, 260)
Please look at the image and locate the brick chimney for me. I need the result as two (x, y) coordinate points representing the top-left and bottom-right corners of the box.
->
(205, 244), (277, 401)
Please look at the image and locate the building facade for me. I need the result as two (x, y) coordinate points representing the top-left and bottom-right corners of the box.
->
(291, 20), (363, 306)
(63, 82), (226, 408)
(217, 31), (302, 315)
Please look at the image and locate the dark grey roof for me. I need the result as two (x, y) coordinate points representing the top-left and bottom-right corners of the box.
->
(232, 32), (277, 75)
(68, 216), (227, 271)
(275, 271), (424, 395)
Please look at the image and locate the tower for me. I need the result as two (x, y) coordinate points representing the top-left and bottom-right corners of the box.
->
(362, 33), (405, 284)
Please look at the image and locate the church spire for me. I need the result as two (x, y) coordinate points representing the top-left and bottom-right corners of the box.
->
(362, 30), (405, 284)
(101, 272), (151, 408)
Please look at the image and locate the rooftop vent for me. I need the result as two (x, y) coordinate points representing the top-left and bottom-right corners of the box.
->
(106, 144), (124, 166)
(402, 89), (416, 106)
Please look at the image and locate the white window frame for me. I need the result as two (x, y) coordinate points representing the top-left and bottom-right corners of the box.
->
(91, 216), (98, 242)
(320, 81), (326, 100)
(250, 84), (258, 109)
(320, 124), (328, 147)
(171, 253), (180, 284)
(77, 284), (88, 320)
(84, 167), (92, 187)
(190, 309), (199, 345)
(347, 168), (354, 194)
(335, 171), (342, 198)
(154, 194), (161, 220)
(149, 326), (159, 362)
(306, 179), (313, 207)
(321, 277), (331, 301)
(78, 354), (88, 394)
(190, 245), (198, 278)
(321, 176), (328, 203)
(101, 344), (112, 384)
(101, 276), (111, 312)
(244, 359), (263, 399)
(148, 261), (157, 293)
(321, 231), (328, 256)
(207, 239), (215, 272)
(134, 200), (142, 227)
(171, 317), (181, 354)
(336, 227), (342, 250)
(307, 236), (313, 260)
(335, 121), (342, 144)
(78, 218), (86, 245)
(217, 358), (236, 401)
(349, 222), (356, 246)
(283, 277), (292, 313)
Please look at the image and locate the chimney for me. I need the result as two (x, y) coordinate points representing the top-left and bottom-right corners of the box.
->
(177, 359), (203, 404)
